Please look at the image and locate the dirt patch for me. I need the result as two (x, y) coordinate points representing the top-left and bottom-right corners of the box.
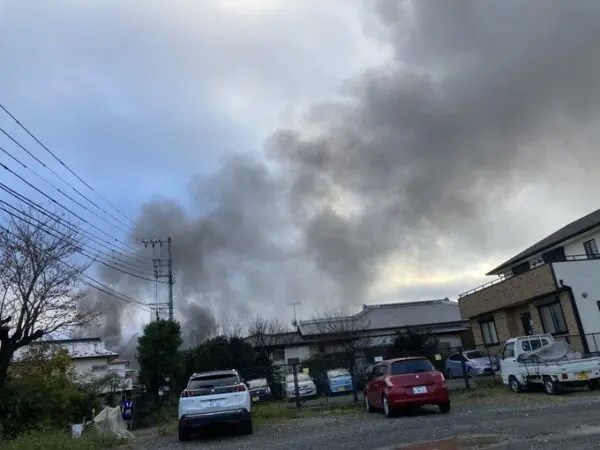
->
(400, 434), (502, 450)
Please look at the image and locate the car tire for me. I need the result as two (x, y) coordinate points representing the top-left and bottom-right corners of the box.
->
(438, 402), (451, 414)
(509, 376), (525, 393)
(382, 395), (395, 418)
(445, 369), (453, 379)
(241, 417), (253, 435)
(365, 394), (374, 413)
(589, 379), (600, 391)
(543, 379), (561, 395)
(178, 425), (189, 442)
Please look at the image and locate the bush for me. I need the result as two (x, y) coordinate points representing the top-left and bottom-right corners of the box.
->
(0, 374), (100, 438)
(0, 428), (125, 450)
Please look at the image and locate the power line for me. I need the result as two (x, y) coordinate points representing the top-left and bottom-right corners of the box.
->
(0, 143), (132, 235)
(0, 102), (138, 229)
(0, 160), (152, 262)
(0, 223), (151, 313)
(0, 181), (154, 270)
(0, 199), (165, 284)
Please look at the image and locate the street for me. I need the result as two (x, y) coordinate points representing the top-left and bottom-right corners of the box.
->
(136, 392), (600, 449)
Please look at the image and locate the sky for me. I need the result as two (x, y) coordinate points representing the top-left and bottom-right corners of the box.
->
(2, 0), (600, 348)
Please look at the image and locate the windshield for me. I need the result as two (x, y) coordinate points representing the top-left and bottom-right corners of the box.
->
(247, 378), (268, 388)
(391, 359), (434, 375)
(188, 373), (239, 389)
(327, 369), (350, 378)
(465, 351), (486, 359)
(286, 373), (311, 383)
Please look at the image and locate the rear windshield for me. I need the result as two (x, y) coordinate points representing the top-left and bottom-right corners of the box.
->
(391, 359), (434, 375)
(286, 373), (311, 382)
(188, 373), (239, 389)
(247, 379), (268, 388)
(327, 369), (350, 378)
(465, 351), (485, 359)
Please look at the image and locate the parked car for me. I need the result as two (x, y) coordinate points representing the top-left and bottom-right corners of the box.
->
(444, 350), (500, 378)
(284, 372), (318, 399)
(364, 357), (450, 417)
(247, 378), (272, 402)
(500, 334), (600, 395)
(178, 370), (252, 441)
(326, 368), (353, 395)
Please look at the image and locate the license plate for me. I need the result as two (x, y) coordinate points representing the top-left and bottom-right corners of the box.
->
(577, 372), (590, 381)
(412, 386), (427, 394)
(251, 396), (259, 402)
(208, 400), (224, 408)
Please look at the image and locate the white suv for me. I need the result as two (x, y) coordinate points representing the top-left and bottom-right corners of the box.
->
(178, 369), (252, 441)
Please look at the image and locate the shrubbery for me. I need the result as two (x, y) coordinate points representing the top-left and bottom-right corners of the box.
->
(0, 347), (101, 439)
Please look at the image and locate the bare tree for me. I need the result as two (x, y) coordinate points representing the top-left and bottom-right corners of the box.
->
(307, 308), (371, 402)
(0, 209), (96, 383)
(247, 315), (288, 358)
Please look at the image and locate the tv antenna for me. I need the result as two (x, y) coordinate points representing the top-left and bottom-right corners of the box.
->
(287, 300), (301, 327)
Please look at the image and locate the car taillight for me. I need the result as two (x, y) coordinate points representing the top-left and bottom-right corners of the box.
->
(180, 390), (193, 398)
(232, 384), (247, 392)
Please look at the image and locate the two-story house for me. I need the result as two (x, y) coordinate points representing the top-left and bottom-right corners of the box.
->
(459, 208), (600, 355)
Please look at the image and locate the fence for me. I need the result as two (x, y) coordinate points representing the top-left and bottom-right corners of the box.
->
(240, 346), (498, 408)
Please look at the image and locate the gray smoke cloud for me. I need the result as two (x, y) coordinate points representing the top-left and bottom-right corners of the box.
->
(92, 0), (600, 347)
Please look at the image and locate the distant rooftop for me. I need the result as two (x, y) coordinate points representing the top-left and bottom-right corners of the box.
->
(13, 336), (118, 362)
(298, 299), (465, 336)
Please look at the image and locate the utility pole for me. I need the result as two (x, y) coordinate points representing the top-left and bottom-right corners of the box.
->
(167, 236), (173, 321)
(140, 237), (175, 321)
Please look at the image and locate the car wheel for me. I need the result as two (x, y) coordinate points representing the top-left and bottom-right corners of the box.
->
(543, 379), (561, 395)
(383, 395), (395, 418)
(178, 425), (189, 442)
(445, 368), (453, 379)
(589, 379), (600, 391)
(365, 394), (374, 413)
(241, 417), (253, 435)
(509, 376), (524, 393)
(438, 402), (451, 414)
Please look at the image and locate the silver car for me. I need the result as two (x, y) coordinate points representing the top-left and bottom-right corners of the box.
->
(444, 350), (500, 378)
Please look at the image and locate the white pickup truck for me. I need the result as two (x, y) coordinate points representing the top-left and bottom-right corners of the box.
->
(500, 334), (600, 395)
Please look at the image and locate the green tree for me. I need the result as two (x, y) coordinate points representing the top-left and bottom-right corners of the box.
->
(137, 320), (182, 397)
(392, 328), (439, 357)
(177, 336), (274, 394)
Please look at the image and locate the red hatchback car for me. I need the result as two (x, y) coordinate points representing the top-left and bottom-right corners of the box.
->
(364, 357), (450, 417)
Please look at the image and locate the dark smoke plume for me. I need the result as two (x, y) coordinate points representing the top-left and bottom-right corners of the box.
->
(91, 0), (600, 349)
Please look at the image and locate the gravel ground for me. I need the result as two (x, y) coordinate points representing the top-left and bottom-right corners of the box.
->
(134, 393), (600, 449)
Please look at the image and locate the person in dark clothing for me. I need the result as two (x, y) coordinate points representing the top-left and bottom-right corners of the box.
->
(120, 393), (134, 430)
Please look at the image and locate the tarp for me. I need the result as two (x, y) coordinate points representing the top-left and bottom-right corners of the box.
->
(94, 406), (134, 439)
(517, 341), (582, 363)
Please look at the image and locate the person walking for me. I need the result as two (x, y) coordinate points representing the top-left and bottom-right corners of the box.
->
(120, 393), (134, 430)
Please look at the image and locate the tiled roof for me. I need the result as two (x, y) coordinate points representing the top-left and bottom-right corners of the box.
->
(298, 299), (465, 336)
(13, 337), (118, 362)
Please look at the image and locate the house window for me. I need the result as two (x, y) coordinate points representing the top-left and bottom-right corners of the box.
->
(584, 239), (599, 258)
(91, 364), (107, 372)
(272, 348), (285, 361)
(479, 319), (499, 346)
(538, 302), (568, 335)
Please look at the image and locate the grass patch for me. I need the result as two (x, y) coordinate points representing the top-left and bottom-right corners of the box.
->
(252, 401), (361, 428)
(0, 428), (130, 450)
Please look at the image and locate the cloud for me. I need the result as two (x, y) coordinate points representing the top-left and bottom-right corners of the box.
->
(6, 1), (600, 342)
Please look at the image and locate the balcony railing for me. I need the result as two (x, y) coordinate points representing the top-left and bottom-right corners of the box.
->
(460, 253), (600, 298)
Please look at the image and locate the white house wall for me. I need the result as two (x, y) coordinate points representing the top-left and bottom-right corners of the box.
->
(563, 228), (600, 257)
(553, 260), (600, 352)
(284, 346), (311, 363)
